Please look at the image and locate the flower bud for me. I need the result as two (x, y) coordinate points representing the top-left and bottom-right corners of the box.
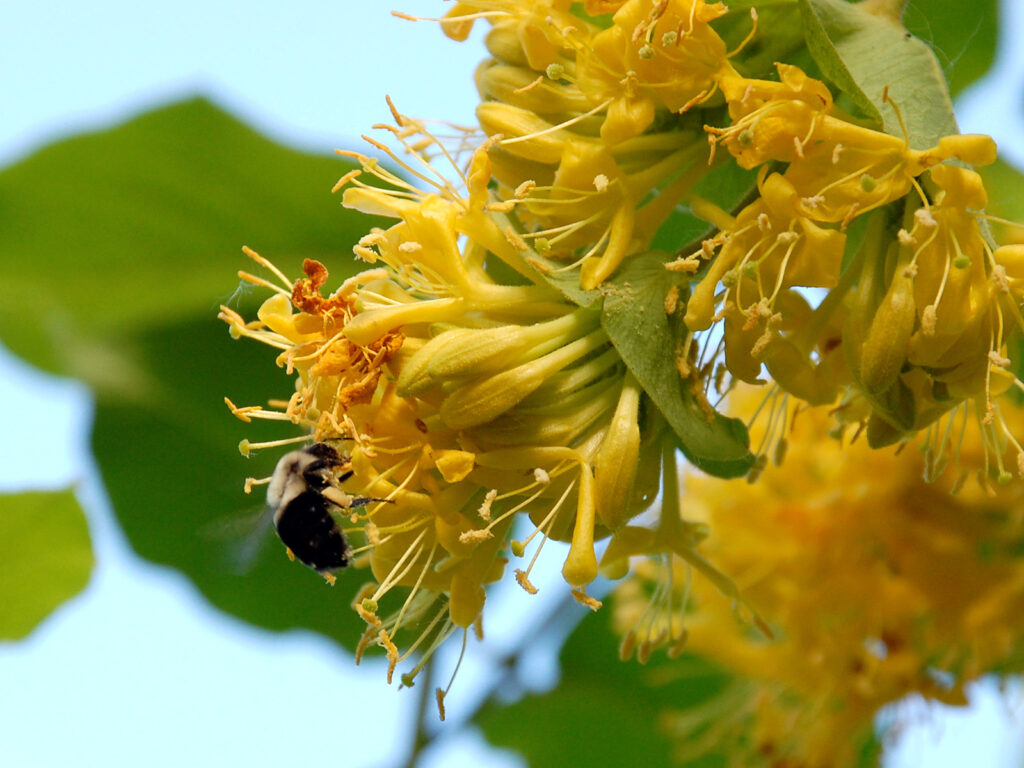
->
(440, 329), (609, 429)
(484, 24), (529, 66)
(860, 261), (916, 395)
(476, 63), (591, 115)
(396, 328), (474, 396)
(427, 325), (534, 378)
(562, 465), (598, 588)
(594, 375), (642, 530)
(478, 102), (585, 164)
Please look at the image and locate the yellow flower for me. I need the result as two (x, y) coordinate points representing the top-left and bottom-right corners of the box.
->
(684, 172), (847, 384)
(686, 60), (1022, 464)
(444, 0), (743, 289)
(614, 393), (1024, 767)
(839, 163), (1024, 465)
(221, 109), (659, 690)
(710, 63), (998, 226)
(574, 0), (734, 144)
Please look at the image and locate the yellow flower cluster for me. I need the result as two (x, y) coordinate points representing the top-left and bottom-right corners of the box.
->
(442, 0), (748, 289)
(220, 0), (1024, 727)
(684, 62), (1021, 473)
(441, 0), (1024, 482)
(221, 109), (674, 694)
(614, 395), (1024, 767)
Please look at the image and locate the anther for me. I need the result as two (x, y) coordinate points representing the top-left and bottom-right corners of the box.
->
(915, 208), (938, 228)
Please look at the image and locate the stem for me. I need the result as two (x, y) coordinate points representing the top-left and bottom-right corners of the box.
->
(399, 653), (436, 768)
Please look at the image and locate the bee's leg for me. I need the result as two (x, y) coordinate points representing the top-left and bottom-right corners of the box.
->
(285, 546), (296, 562)
(348, 496), (394, 508)
(322, 572), (337, 586)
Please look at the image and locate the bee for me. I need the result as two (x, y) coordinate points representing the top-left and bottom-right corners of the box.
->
(267, 442), (382, 583)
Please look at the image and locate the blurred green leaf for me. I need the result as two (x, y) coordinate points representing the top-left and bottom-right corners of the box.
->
(0, 98), (358, 381)
(903, 0), (998, 97)
(981, 157), (1024, 238)
(799, 0), (957, 148)
(0, 99), (381, 650)
(89, 312), (371, 649)
(602, 255), (754, 478)
(478, 604), (729, 767)
(0, 489), (93, 640)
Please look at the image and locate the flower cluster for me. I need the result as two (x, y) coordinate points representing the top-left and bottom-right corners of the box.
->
(221, 0), (1024, 734)
(221, 109), (681, 696)
(614, 393), (1024, 767)
(443, 0), (1024, 481)
(442, 0), (747, 289)
(686, 63), (1021, 478)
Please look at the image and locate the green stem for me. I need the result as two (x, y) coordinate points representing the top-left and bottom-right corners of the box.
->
(399, 652), (435, 768)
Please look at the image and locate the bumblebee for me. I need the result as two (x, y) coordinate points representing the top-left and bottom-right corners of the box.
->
(266, 442), (377, 581)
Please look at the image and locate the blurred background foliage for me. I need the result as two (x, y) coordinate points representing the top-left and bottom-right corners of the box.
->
(0, 0), (1021, 765)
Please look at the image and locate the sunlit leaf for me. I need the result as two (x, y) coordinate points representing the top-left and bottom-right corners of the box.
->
(799, 0), (957, 149)
(601, 254), (753, 478)
(903, 0), (998, 97)
(0, 489), (93, 640)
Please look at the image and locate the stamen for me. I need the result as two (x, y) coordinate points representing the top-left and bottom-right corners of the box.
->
(371, 528), (429, 602)
(237, 434), (311, 457)
(242, 246), (293, 291)
(499, 98), (614, 147)
(243, 476), (271, 494)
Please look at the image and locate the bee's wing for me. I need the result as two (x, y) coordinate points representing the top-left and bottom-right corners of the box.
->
(199, 505), (275, 574)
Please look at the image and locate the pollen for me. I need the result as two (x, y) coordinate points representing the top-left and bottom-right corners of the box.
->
(513, 180), (536, 198)
(572, 588), (603, 611)
(503, 226), (528, 251)
(915, 207), (938, 228)
(459, 528), (494, 544)
(515, 569), (539, 594)
(477, 488), (498, 521)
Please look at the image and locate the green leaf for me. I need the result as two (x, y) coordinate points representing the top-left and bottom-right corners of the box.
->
(799, 0), (957, 149)
(89, 312), (371, 650)
(716, 0), (808, 81)
(903, 0), (998, 97)
(981, 157), (1024, 238)
(0, 98), (360, 382)
(601, 254), (754, 478)
(652, 160), (760, 256)
(0, 489), (93, 640)
(0, 100), (384, 650)
(722, 0), (997, 97)
(478, 604), (730, 768)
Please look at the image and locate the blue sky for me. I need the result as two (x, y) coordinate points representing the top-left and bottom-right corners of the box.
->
(1, 2), (1023, 766)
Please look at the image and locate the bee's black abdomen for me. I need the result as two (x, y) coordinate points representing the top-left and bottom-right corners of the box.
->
(274, 490), (350, 572)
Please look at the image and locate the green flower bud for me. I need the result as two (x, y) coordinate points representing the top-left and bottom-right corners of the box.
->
(860, 264), (915, 395)
(594, 374), (642, 530)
